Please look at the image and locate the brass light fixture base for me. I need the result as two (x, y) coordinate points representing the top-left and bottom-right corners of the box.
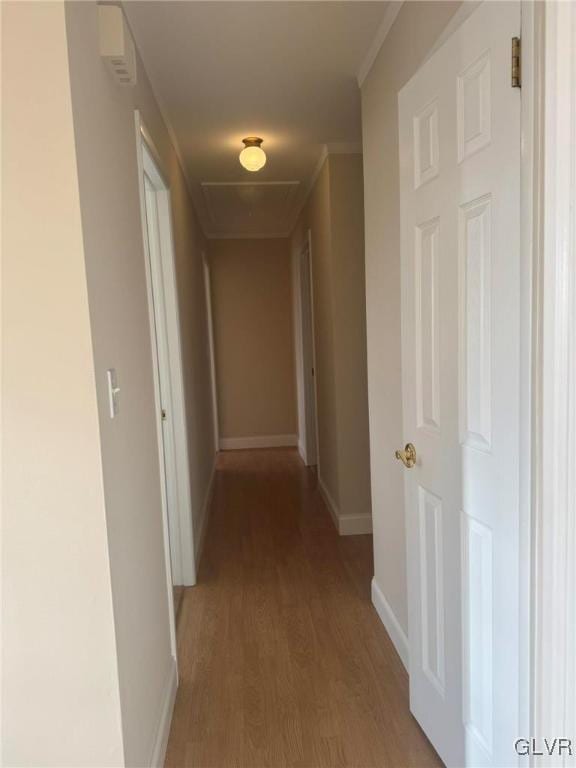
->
(242, 136), (264, 148)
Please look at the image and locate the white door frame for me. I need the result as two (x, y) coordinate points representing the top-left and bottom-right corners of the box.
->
(295, 230), (319, 467)
(531, 1), (576, 759)
(202, 253), (219, 451)
(517, 0), (539, 743)
(135, 112), (197, 600)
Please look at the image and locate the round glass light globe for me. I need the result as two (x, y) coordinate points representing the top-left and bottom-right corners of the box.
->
(239, 145), (266, 172)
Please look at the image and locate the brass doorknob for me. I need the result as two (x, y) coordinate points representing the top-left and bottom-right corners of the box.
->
(395, 443), (417, 468)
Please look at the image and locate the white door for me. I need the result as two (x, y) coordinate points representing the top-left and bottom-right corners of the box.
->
(143, 166), (183, 586)
(398, 3), (521, 766)
(299, 242), (318, 466)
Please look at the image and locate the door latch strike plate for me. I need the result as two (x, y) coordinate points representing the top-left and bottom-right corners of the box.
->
(512, 37), (521, 88)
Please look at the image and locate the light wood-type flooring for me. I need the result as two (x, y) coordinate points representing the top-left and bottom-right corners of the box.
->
(165, 448), (441, 768)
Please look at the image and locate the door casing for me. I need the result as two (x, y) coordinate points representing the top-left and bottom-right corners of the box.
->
(135, 111), (197, 602)
(295, 230), (320, 468)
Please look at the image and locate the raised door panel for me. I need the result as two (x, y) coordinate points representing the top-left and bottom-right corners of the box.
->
(414, 100), (440, 189)
(459, 195), (492, 452)
(462, 512), (494, 763)
(418, 486), (446, 697)
(415, 219), (441, 433)
(457, 52), (491, 163)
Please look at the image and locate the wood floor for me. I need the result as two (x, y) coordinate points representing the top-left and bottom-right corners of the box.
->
(165, 449), (441, 768)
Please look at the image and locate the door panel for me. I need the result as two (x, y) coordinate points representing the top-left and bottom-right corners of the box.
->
(415, 218), (441, 432)
(398, 3), (521, 766)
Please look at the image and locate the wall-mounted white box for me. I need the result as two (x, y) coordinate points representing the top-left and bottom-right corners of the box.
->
(98, 5), (137, 87)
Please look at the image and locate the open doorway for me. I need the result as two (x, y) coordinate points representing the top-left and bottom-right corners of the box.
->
(136, 114), (197, 621)
(295, 232), (319, 467)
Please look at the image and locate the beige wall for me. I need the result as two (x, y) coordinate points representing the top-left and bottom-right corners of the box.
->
(2, 2), (217, 765)
(291, 154), (371, 528)
(2, 3), (124, 764)
(329, 155), (372, 524)
(64, 2), (217, 764)
(209, 239), (297, 440)
(361, 2), (462, 633)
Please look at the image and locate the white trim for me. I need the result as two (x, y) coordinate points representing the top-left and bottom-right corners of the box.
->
(532, 1), (576, 760)
(124, 13), (196, 210)
(371, 579), (409, 671)
(318, 474), (372, 536)
(135, 112), (179, 661)
(518, 0), (541, 743)
(219, 434), (298, 451)
(357, 1), (404, 87)
(205, 146), (364, 243)
(294, 232), (319, 468)
(206, 232), (290, 240)
(325, 142), (363, 155)
(307, 145), (329, 200)
(202, 254), (219, 451)
(306, 230), (320, 473)
(339, 513), (372, 536)
(292, 143), (365, 230)
(0, 4), (4, 758)
(194, 457), (217, 570)
(202, 180), (300, 188)
(138, 119), (197, 589)
(318, 474), (340, 532)
(288, 148), (327, 232)
(148, 658), (178, 768)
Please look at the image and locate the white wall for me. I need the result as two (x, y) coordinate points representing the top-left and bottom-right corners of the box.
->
(361, 1), (462, 635)
(1, 3), (124, 764)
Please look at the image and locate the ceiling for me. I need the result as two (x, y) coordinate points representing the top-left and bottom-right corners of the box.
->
(123, 1), (391, 238)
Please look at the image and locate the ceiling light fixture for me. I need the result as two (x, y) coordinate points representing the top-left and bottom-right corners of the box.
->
(239, 137), (266, 172)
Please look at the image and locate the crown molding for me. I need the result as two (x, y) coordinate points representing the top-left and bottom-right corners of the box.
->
(123, 11), (209, 236)
(128, 3), (368, 243)
(288, 140), (364, 236)
(206, 232), (290, 241)
(200, 180), (300, 187)
(308, 145), (329, 193)
(357, 1), (404, 87)
(325, 142), (363, 155)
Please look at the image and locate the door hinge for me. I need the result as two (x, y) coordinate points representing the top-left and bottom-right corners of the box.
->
(511, 37), (521, 88)
(161, 408), (167, 420)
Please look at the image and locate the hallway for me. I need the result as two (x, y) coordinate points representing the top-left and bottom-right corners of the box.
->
(165, 449), (440, 768)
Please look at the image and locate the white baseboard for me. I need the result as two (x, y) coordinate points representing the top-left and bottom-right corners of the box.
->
(318, 474), (341, 532)
(219, 434), (298, 450)
(318, 475), (373, 535)
(194, 456), (217, 573)
(371, 578), (409, 671)
(297, 439), (307, 464)
(339, 513), (373, 535)
(149, 657), (177, 768)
